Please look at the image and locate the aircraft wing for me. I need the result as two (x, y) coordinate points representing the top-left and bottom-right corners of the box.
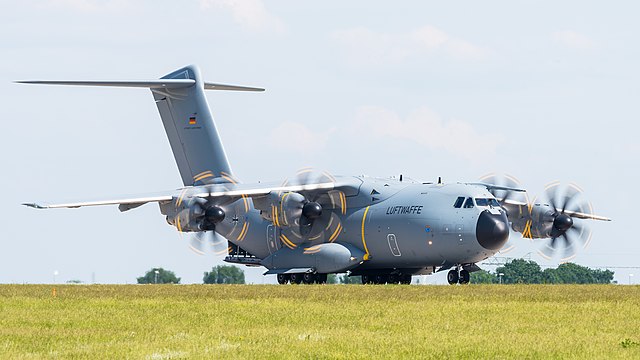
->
(22, 181), (338, 211)
(499, 199), (611, 222)
(555, 208), (611, 221)
(22, 193), (174, 210)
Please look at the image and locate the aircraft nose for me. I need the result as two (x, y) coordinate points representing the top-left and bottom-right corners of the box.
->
(475, 210), (509, 250)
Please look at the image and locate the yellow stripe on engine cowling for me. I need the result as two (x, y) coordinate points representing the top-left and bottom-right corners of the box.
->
(241, 195), (249, 212)
(328, 223), (342, 242)
(280, 234), (296, 249)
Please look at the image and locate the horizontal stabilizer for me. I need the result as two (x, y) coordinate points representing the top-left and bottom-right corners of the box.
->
(15, 80), (264, 91)
(15, 79), (195, 89)
(204, 82), (264, 92)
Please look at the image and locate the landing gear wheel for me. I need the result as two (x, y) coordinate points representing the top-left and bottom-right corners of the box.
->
(290, 273), (303, 284)
(303, 273), (317, 284)
(374, 274), (389, 284)
(400, 274), (412, 284)
(277, 274), (290, 285)
(459, 269), (470, 284)
(361, 275), (374, 284)
(388, 274), (400, 284)
(447, 270), (459, 285)
(315, 274), (328, 284)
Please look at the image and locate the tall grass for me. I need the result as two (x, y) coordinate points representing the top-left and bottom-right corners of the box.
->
(1, 285), (638, 359)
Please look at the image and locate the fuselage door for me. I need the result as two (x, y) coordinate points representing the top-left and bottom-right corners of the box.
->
(387, 234), (402, 256)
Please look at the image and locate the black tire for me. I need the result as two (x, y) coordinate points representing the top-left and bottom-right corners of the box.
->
(447, 270), (459, 285)
(315, 273), (328, 284)
(290, 273), (303, 284)
(361, 275), (373, 284)
(277, 273), (290, 285)
(374, 274), (389, 284)
(459, 269), (470, 284)
(400, 274), (412, 284)
(388, 274), (400, 284)
(302, 273), (316, 284)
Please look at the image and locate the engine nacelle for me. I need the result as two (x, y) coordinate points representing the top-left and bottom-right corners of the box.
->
(160, 196), (225, 232)
(509, 203), (555, 239)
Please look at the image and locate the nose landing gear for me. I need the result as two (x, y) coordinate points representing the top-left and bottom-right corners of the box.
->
(447, 267), (470, 285)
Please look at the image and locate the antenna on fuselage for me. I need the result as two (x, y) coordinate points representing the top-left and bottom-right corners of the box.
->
(400, 174), (403, 182)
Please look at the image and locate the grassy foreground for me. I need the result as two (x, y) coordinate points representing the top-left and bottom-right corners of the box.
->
(1, 285), (639, 359)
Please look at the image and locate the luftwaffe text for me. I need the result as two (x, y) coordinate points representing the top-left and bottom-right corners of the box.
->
(385, 205), (423, 215)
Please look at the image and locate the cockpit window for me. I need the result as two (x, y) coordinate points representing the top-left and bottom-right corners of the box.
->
(453, 196), (465, 208)
(475, 198), (490, 206)
(475, 198), (501, 207)
(463, 197), (474, 208)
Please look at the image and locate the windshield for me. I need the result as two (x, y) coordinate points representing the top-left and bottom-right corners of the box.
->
(475, 198), (501, 207)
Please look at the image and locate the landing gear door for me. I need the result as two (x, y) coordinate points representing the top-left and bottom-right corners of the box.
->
(267, 224), (281, 254)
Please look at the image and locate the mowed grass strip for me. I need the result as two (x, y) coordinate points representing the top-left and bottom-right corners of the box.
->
(1, 285), (639, 359)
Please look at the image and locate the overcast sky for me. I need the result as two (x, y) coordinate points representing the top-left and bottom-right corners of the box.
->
(1, 1), (638, 285)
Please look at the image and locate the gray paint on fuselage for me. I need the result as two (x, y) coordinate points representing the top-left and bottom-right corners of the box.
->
(218, 177), (505, 273)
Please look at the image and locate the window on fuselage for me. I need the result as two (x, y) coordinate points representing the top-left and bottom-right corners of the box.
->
(453, 196), (465, 208)
(476, 198), (490, 206)
(463, 197), (474, 208)
(475, 198), (501, 207)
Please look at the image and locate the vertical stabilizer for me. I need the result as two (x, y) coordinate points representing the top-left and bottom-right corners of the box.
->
(152, 65), (232, 185)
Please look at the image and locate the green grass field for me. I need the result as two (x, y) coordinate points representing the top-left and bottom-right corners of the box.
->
(1, 285), (639, 359)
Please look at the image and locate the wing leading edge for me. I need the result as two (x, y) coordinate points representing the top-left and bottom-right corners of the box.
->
(22, 181), (337, 211)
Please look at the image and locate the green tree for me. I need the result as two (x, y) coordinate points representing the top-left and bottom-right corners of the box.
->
(203, 265), (245, 284)
(496, 259), (543, 284)
(339, 274), (361, 284)
(137, 268), (180, 284)
(592, 268), (614, 284)
(543, 263), (614, 284)
(470, 270), (497, 284)
(327, 274), (338, 284)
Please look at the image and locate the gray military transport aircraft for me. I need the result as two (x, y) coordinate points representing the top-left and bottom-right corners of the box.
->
(20, 65), (611, 285)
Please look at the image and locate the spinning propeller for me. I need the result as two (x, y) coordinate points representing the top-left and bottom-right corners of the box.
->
(273, 169), (346, 248)
(479, 173), (529, 254)
(171, 172), (250, 256)
(479, 173), (529, 205)
(538, 182), (593, 261)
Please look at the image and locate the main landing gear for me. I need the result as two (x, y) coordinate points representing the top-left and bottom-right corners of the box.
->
(277, 273), (328, 285)
(361, 274), (412, 285)
(447, 267), (470, 285)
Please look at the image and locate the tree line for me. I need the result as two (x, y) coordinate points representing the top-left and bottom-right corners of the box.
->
(137, 265), (245, 284)
(137, 259), (614, 285)
(470, 259), (614, 284)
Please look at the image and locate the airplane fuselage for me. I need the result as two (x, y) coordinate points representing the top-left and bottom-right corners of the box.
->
(215, 176), (509, 277)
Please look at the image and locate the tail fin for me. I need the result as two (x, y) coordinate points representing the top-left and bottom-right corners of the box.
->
(17, 65), (264, 185)
(153, 65), (263, 185)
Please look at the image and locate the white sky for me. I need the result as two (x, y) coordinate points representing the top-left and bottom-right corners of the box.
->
(1, 1), (637, 285)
